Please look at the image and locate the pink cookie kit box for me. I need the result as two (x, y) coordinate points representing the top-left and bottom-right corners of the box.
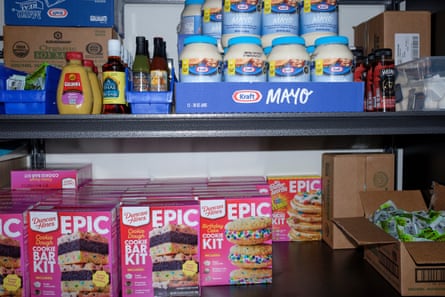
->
(27, 203), (119, 297)
(120, 200), (200, 297)
(199, 193), (273, 286)
(0, 203), (31, 297)
(11, 163), (92, 190)
(267, 176), (322, 241)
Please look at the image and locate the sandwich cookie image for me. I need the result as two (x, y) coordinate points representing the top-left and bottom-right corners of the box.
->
(224, 216), (272, 285)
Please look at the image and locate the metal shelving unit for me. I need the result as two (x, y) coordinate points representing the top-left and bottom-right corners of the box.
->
(0, 112), (444, 139)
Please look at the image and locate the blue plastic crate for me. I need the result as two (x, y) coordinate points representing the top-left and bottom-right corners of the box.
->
(0, 65), (28, 114)
(126, 78), (174, 114)
(1, 65), (61, 114)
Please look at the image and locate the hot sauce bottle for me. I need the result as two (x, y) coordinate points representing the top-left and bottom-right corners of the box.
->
(372, 48), (396, 112)
(150, 37), (169, 92)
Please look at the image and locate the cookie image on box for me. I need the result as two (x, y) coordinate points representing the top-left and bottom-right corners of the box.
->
(225, 216), (272, 285)
(58, 232), (110, 296)
(229, 268), (272, 285)
(228, 244), (272, 269)
(0, 235), (22, 296)
(149, 224), (199, 297)
(224, 216), (272, 245)
(286, 191), (322, 241)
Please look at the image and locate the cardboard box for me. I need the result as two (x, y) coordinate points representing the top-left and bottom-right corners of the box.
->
(321, 153), (395, 249)
(27, 202), (120, 297)
(120, 200), (200, 297)
(354, 11), (431, 65)
(10, 163), (92, 189)
(175, 82), (364, 113)
(4, 0), (124, 36)
(267, 175), (322, 242)
(199, 193), (272, 286)
(3, 26), (119, 74)
(334, 190), (445, 296)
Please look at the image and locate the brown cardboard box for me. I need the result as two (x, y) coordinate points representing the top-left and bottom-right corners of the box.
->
(354, 11), (431, 65)
(3, 26), (119, 74)
(334, 190), (445, 296)
(321, 153), (394, 249)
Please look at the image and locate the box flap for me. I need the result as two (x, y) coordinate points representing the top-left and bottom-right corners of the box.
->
(333, 217), (397, 246)
(359, 190), (427, 218)
(405, 242), (445, 265)
(431, 181), (445, 211)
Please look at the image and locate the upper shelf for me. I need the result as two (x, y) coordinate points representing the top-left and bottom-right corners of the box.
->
(0, 112), (444, 139)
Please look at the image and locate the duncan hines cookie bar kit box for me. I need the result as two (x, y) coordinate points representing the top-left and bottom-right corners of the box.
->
(27, 203), (119, 297)
(4, 0), (124, 35)
(0, 204), (30, 297)
(120, 200), (200, 297)
(333, 190), (445, 296)
(321, 153), (395, 249)
(267, 176), (322, 242)
(199, 193), (273, 286)
(10, 163), (92, 190)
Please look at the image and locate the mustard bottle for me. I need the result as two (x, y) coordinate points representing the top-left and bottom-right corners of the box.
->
(83, 59), (103, 114)
(57, 51), (93, 114)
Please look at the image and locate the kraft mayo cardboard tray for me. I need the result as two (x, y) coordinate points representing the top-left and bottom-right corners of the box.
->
(175, 82), (364, 113)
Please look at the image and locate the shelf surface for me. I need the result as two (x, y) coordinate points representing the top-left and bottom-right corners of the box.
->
(0, 112), (445, 139)
(202, 241), (402, 297)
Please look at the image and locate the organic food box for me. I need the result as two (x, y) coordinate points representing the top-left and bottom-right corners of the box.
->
(27, 203), (119, 297)
(119, 200), (200, 297)
(354, 11), (431, 65)
(4, 0), (124, 36)
(267, 175), (322, 241)
(10, 163), (92, 190)
(3, 26), (119, 74)
(321, 153), (395, 249)
(0, 203), (31, 297)
(333, 190), (445, 296)
(198, 192), (273, 286)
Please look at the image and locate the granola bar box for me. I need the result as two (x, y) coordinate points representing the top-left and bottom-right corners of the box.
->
(27, 202), (119, 297)
(120, 200), (200, 297)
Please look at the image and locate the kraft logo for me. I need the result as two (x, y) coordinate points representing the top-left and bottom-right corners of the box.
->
(48, 8), (68, 18)
(232, 90), (262, 104)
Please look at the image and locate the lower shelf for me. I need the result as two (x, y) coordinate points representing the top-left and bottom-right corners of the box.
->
(202, 241), (401, 297)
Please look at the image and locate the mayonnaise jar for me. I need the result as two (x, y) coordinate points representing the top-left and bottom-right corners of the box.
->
(299, 0), (338, 46)
(179, 35), (222, 82)
(268, 35), (310, 82)
(262, 0), (299, 49)
(223, 36), (266, 82)
(311, 35), (353, 82)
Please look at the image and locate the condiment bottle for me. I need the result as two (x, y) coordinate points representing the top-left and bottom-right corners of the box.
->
(132, 36), (150, 92)
(373, 48), (396, 112)
(365, 52), (375, 112)
(83, 59), (103, 114)
(102, 39), (130, 114)
(150, 37), (169, 92)
(57, 51), (93, 114)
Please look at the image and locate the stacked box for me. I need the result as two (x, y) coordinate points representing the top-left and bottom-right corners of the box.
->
(267, 176), (322, 241)
(27, 203), (119, 297)
(120, 200), (200, 297)
(199, 191), (272, 286)
(10, 163), (92, 190)
(0, 204), (30, 297)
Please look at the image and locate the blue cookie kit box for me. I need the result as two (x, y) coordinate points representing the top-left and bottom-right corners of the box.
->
(4, 0), (124, 35)
(175, 82), (364, 113)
